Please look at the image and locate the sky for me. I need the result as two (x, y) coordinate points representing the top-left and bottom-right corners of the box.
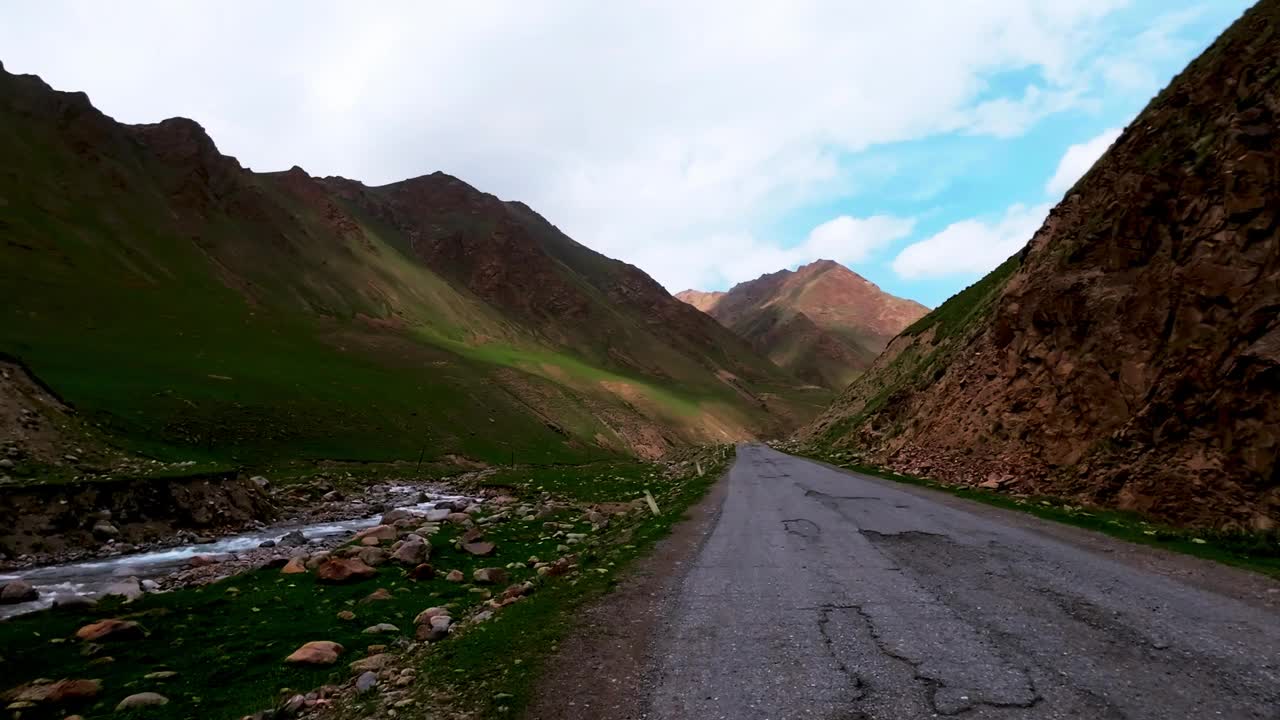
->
(1, 1), (1253, 308)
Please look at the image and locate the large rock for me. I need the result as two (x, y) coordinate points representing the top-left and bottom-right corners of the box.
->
(349, 653), (390, 673)
(391, 538), (428, 566)
(281, 556), (308, 574)
(357, 546), (388, 567)
(284, 641), (343, 665)
(315, 558), (377, 583)
(354, 524), (397, 544)
(462, 540), (495, 557)
(413, 606), (450, 625)
(380, 508), (414, 525)
(278, 530), (308, 547)
(115, 692), (169, 710)
(472, 567), (508, 585)
(75, 618), (144, 642)
(101, 577), (143, 601)
(0, 579), (37, 604)
(3, 678), (101, 706)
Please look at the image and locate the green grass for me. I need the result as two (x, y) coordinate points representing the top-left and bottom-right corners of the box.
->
(0, 451), (732, 719)
(804, 448), (1280, 579)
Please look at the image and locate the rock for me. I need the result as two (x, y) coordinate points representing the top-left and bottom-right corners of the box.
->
(115, 692), (169, 710)
(381, 508), (414, 525)
(279, 693), (306, 716)
(359, 588), (393, 604)
(278, 530), (308, 547)
(0, 579), (38, 604)
(144, 670), (178, 680)
(446, 512), (472, 525)
(445, 569), (465, 582)
(140, 579), (160, 592)
(52, 595), (97, 611)
(357, 546), (388, 567)
(464, 503), (483, 515)
(413, 606), (450, 625)
(424, 508), (451, 522)
(250, 475), (270, 490)
(304, 551), (332, 569)
(355, 671), (378, 694)
(354, 524), (397, 544)
(0, 458), (13, 469)
(471, 609), (495, 623)
(391, 538), (429, 566)
(315, 558), (377, 583)
(4, 678), (101, 706)
(336, 610), (356, 621)
(429, 615), (452, 632)
(362, 623), (399, 635)
(407, 563), (435, 580)
(349, 653), (390, 673)
(75, 619), (144, 642)
(415, 624), (449, 642)
(472, 567), (508, 585)
(92, 521), (120, 538)
(281, 556), (308, 574)
(462, 541), (495, 557)
(285, 641), (343, 665)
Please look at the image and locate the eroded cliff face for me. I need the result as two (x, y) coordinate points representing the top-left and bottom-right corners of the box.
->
(802, 2), (1279, 530)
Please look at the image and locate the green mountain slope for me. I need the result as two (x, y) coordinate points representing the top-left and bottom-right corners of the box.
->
(0, 63), (825, 470)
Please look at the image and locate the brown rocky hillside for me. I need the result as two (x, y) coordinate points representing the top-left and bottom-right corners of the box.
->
(678, 260), (928, 389)
(799, 1), (1279, 531)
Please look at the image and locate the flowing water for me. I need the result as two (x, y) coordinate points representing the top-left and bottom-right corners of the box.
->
(0, 486), (471, 620)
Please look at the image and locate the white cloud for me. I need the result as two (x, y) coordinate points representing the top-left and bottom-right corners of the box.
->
(1045, 128), (1122, 195)
(0, 0), (1226, 293)
(892, 203), (1051, 278)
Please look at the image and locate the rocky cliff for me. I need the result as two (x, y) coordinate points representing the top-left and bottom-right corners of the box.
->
(800, 1), (1279, 531)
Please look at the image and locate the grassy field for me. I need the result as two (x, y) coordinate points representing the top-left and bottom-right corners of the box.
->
(0, 449), (733, 719)
(802, 448), (1280, 579)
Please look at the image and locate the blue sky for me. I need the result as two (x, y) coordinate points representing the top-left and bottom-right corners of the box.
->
(0, 1), (1256, 308)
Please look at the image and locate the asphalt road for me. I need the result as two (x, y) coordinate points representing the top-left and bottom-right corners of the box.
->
(644, 444), (1280, 720)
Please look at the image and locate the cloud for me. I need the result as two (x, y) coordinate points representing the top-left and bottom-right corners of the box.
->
(0, 1), (1225, 295)
(1045, 128), (1123, 195)
(892, 203), (1051, 278)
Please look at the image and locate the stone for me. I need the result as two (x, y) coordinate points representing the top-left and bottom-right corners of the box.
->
(472, 567), (508, 585)
(349, 653), (390, 673)
(462, 540), (495, 557)
(362, 623), (399, 635)
(357, 546), (388, 567)
(278, 530), (308, 547)
(354, 524), (397, 543)
(115, 692), (169, 710)
(5, 678), (101, 706)
(281, 556), (308, 574)
(391, 538), (429, 566)
(285, 641), (343, 665)
(75, 619), (144, 642)
(413, 606), (450, 625)
(140, 579), (160, 592)
(304, 551), (332, 570)
(315, 558), (377, 583)
(424, 508), (451, 522)
(0, 579), (38, 604)
(144, 670), (178, 680)
(415, 624), (448, 642)
(407, 563), (435, 580)
(360, 587), (393, 604)
(446, 512), (472, 525)
(336, 610), (356, 621)
(445, 569), (465, 582)
(280, 694), (306, 716)
(355, 671), (378, 694)
(429, 615), (452, 632)
(92, 521), (120, 538)
(250, 475), (270, 490)
(381, 509), (414, 525)
(52, 595), (97, 611)
(464, 503), (483, 515)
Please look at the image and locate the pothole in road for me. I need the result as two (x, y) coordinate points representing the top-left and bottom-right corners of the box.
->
(783, 518), (822, 538)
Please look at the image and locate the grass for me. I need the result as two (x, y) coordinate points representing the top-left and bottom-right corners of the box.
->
(802, 448), (1280, 579)
(0, 450), (732, 719)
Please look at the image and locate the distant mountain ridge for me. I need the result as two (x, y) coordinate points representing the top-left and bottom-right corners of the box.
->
(0, 60), (826, 468)
(677, 260), (928, 389)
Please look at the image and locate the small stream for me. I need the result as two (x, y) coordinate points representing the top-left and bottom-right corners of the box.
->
(0, 486), (471, 620)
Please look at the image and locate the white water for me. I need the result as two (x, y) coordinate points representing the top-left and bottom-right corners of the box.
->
(0, 488), (471, 620)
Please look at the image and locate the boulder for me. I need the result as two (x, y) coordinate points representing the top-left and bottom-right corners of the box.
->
(92, 521), (120, 538)
(0, 579), (38, 604)
(305, 551), (332, 570)
(281, 556), (308, 574)
(52, 595), (97, 611)
(472, 567), (508, 585)
(407, 563), (435, 581)
(285, 641), (343, 666)
(3, 678), (101, 706)
(278, 530), (308, 547)
(445, 569), (465, 582)
(359, 588), (393, 604)
(315, 558), (377, 583)
(357, 547), (388, 567)
(336, 610), (356, 621)
(115, 692), (169, 710)
(349, 653), (390, 673)
(424, 508), (451, 522)
(462, 541), (495, 557)
(391, 539), (428, 566)
(362, 623), (399, 635)
(380, 508), (414, 525)
(75, 619), (144, 642)
(355, 671), (378, 694)
(413, 606), (450, 625)
(354, 524), (397, 544)
(445, 513), (472, 525)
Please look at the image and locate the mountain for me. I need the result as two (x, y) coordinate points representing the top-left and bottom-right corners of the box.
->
(677, 260), (928, 389)
(799, 1), (1279, 530)
(0, 61), (827, 469)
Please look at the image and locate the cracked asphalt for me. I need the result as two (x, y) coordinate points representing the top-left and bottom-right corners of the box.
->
(643, 444), (1280, 719)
